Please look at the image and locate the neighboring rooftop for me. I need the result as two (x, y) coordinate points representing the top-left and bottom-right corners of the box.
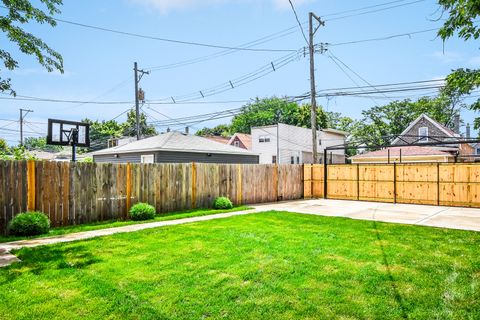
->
(228, 133), (252, 150)
(204, 135), (230, 145)
(93, 131), (257, 156)
(350, 146), (453, 159)
(251, 123), (349, 136)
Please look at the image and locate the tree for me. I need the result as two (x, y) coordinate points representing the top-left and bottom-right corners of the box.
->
(24, 137), (63, 152)
(350, 96), (462, 147)
(1, 0), (63, 95)
(325, 111), (357, 133)
(195, 124), (231, 137)
(122, 109), (157, 137)
(438, 0), (480, 128)
(229, 97), (328, 134)
(81, 118), (123, 151)
(0, 138), (9, 153)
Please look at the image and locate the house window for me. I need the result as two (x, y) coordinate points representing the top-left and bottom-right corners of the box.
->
(418, 127), (428, 142)
(234, 140), (240, 147)
(272, 155), (277, 164)
(141, 154), (154, 164)
(108, 139), (118, 148)
(477, 148), (480, 155)
(318, 139), (322, 146)
(259, 135), (271, 143)
(291, 156), (295, 164)
(296, 156), (300, 164)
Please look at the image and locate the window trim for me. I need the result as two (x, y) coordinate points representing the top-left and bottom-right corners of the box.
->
(418, 126), (429, 142)
(141, 154), (155, 164)
(259, 135), (271, 143)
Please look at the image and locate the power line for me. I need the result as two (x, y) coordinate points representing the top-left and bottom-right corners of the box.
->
(145, 27), (302, 71)
(328, 51), (393, 101)
(50, 16), (298, 53)
(328, 27), (438, 47)
(322, 0), (416, 18)
(324, 0), (427, 22)
(1, 49), (303, 106)
(1, 79), (448, 108)
(288, 0), (309, 45)
(327, 52), (383, 105)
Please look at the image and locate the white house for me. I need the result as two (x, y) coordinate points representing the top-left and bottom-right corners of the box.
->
(251, 123), (348, 164)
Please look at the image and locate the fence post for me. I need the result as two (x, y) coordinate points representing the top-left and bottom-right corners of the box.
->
(437, 162), (440, 206)
(310, 164), (314, 199)
(125, 163), (132, 218)
(357, 164), (360, 201)
(27, 160), (36, 211)
(191, 162), (197, 208)
(274, 163), (279, 201)
(237, 164), (243, 205)
(323, 152), (328, 199)
(393, 162), (397, 204)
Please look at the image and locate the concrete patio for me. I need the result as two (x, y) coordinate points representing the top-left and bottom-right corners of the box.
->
(253, 199), (480, 232)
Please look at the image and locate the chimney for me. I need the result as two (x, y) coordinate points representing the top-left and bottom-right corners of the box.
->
(454, 113), (460, 134)
(185, 127), (189, 135)
(466, 123), (471, 139)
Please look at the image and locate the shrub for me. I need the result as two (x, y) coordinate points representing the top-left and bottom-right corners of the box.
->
(129, 203), (156, 221)
(213, 197), (233, 210)
(8, 211), (50, 236)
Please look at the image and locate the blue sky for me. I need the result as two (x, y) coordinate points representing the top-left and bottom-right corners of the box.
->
(1, 0), (480, 144)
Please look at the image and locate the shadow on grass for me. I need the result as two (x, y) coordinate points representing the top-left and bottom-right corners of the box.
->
(373, 220), (408, 319)
(0, 244), (102, 284)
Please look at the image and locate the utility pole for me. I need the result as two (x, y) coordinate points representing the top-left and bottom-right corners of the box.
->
(308, 12), (325, 164)
(19, 108), (33, 146)
(134, 62), (149, 141)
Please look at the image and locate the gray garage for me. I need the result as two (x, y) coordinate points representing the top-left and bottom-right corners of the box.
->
(93, 131), (259, 164)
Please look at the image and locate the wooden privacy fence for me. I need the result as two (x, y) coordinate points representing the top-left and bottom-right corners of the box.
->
(305, 163), (480, 207)
(0, 160), (304, 234)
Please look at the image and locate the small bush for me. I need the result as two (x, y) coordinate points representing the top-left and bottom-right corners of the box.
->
(213, 197), (233, 210)
(8, 211), (50, 236)
(129, 203), (156, 221)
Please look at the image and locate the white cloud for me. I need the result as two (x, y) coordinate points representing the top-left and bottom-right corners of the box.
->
(129, 0), (313, 13)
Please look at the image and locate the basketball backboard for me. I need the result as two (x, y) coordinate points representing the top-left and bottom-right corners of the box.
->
(47, 119), (90, 147)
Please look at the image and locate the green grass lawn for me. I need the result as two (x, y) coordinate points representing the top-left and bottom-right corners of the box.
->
(0, 206), (251, 243)
(1, 211), (479, 319)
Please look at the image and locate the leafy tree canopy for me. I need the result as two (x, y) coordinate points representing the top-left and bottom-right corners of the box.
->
(195, 124), (231, 137)
(350, 95), (461, 147)
(23, 137), (63, 152)
(122, 109), (157, 138)
(81, 109), (157, 152)
(438, 0), (480, 128)
(1, 0), (63, 94)
(229, 97), (328, 134)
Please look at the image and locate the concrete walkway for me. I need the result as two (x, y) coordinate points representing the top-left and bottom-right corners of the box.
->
(1, 199), (479, 267)
(0, 208), (259, 267)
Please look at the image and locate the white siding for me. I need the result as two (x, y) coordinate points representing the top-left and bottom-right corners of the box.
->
(252, 123), (347, 164)
(251, 126), (277, 163)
